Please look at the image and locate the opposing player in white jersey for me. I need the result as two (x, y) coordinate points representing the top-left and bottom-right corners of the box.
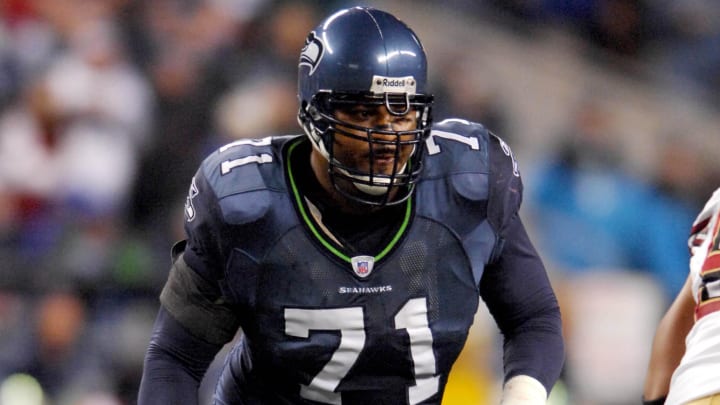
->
(644, 188), (720, 405)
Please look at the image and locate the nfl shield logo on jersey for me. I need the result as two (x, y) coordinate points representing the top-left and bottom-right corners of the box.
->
(351, 256), (374, 278)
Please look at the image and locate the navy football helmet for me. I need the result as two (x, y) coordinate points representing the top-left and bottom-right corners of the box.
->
(297, 7), (433, 206)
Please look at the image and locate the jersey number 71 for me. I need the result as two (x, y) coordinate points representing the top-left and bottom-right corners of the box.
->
(284, 297), (438, 404)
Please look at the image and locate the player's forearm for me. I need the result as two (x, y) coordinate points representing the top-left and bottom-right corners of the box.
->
(138, 308), (223, 405)
(501, 310), (565, 396)
(138, 348), (203, 405)
(643, 276), (695, 401)
(642, 333), (681, 402)
(643, 332), (678, 402)
(479, 226), (565, 395)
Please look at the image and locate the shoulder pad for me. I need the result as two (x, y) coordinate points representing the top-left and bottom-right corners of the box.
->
(423, 118), (490, 201)
(193, 136), (291, 225)
(431, 118), (488, 138)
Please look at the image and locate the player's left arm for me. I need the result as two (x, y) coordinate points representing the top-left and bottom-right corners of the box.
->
(642, 275), (694, 404)
(481, 212), (564, 403)
(480, 134), (564, 403)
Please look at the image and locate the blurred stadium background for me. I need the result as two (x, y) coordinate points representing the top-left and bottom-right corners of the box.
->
(1, 0), (719, 404)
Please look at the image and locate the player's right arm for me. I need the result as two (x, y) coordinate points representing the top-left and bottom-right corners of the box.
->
(139, 158), (243, 403)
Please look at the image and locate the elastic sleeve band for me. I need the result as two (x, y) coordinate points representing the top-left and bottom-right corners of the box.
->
(160, 254), (240, 345)
(642, 396), (666, 405)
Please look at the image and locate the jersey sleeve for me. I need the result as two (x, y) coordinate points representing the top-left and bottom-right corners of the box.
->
(486, 132), (522, 255)
(480, 133), (565, 393)
(182, 137), (277, 274)
(182, 165), (229, 275)
(159, 158), (243, 345)
(690, 187), (720, 319)
(689, 188), (720, 255)
(139, 155), (247, 403)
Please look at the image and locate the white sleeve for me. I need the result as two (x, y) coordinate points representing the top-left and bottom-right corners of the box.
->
(689, 187), (720, 255)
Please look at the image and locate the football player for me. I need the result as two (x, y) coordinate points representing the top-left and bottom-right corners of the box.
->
(643, 187), (720, 405)
(138, 6), (564, 405)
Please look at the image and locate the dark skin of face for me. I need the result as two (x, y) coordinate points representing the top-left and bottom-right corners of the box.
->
(309, 104), (419, 212)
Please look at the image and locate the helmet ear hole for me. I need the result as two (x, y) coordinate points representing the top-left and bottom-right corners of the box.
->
(308, 105), (322, 121)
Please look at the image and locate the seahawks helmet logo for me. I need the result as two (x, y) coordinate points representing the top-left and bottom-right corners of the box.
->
(184, 177), (199, 222)
(299, 31), (324, 75)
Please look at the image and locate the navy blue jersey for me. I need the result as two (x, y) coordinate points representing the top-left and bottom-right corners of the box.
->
(139, 119), (563, 405)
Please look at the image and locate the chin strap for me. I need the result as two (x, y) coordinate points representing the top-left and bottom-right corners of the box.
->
(500, 375), (547, 405)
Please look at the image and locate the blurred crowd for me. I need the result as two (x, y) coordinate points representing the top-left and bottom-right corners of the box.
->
(1, 0), (719, 404)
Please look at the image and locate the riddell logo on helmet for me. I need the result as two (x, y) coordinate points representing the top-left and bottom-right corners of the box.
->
(382, 79), (407, 87)
(370, 75), (417, 94)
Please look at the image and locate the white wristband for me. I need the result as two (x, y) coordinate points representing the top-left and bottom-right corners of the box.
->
(500, 375), (547, 405)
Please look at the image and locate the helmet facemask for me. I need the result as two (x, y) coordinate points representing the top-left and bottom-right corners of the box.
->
(299, 91), (433, 206)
